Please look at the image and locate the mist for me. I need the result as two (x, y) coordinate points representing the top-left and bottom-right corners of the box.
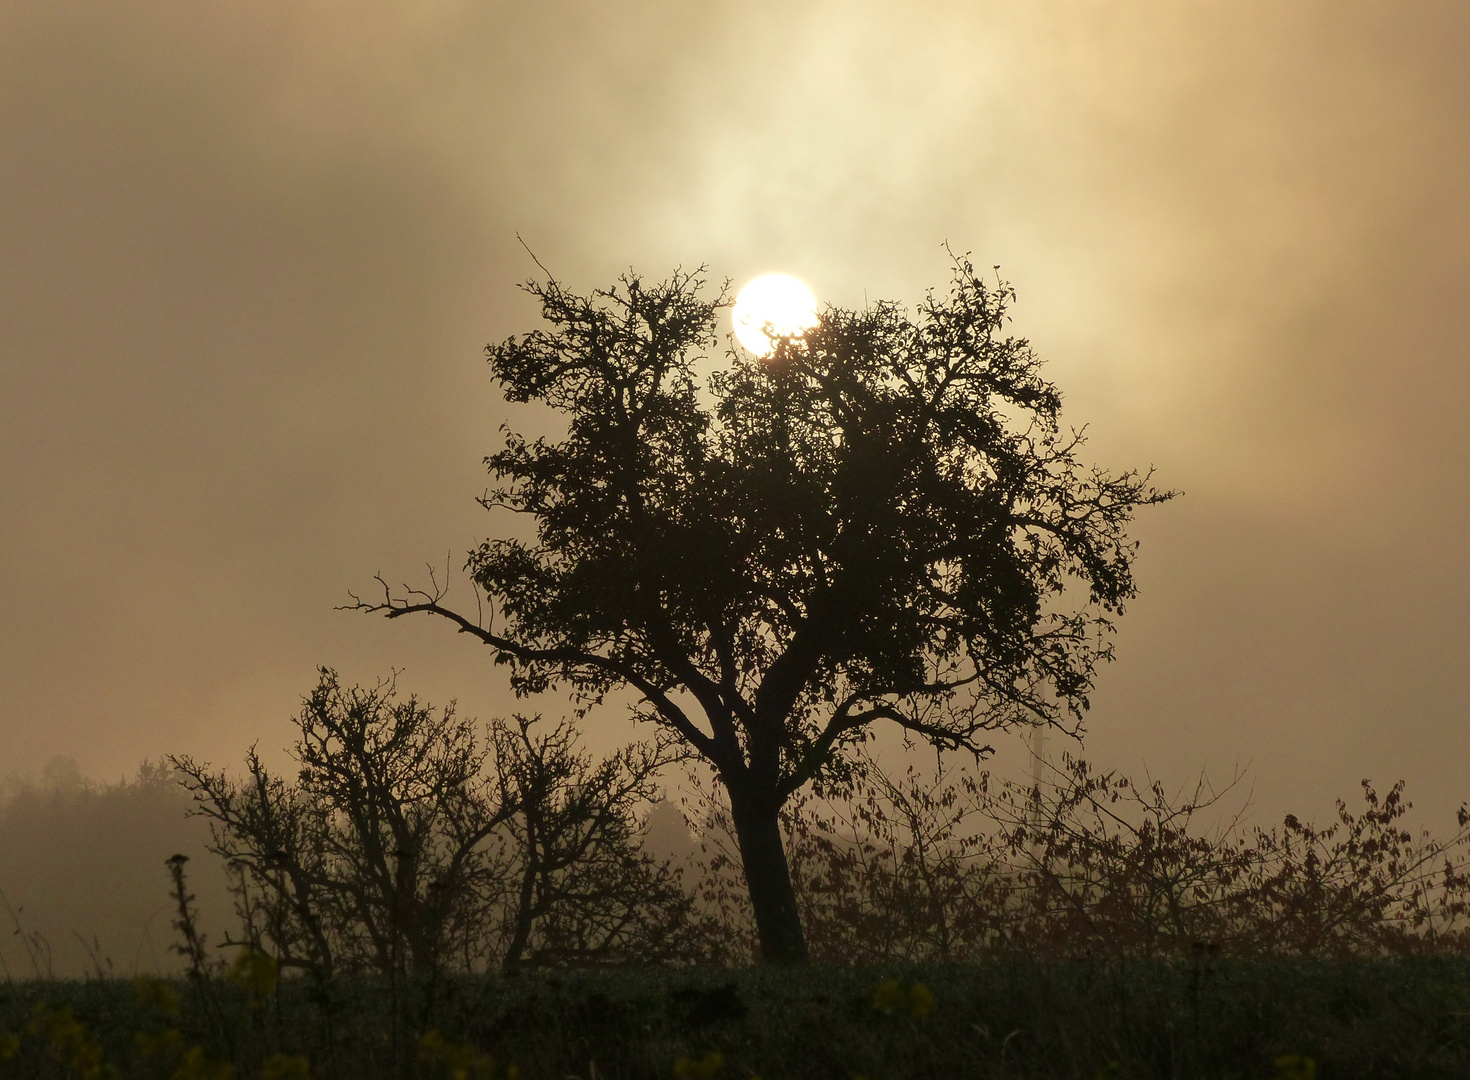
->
(3, 0), (1469, 943)
(0, 759), (230, 979)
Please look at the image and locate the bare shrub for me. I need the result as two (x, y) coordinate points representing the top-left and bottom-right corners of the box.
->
(173, 668), (710, 976)
(680, 752), (1470, 962)
(489, 716), (725, 968)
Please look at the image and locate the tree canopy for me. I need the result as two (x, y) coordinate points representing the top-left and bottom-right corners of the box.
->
(357, 255), (1173, 962)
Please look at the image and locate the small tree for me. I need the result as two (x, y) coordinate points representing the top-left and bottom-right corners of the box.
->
(174, 669), (514, 977)
(355, 256), (1172, 962)
(173, 669), (696, 975)
(490, 717), (716, 968)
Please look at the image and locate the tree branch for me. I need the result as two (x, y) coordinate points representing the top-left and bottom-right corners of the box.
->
(346, 581), (720, 763)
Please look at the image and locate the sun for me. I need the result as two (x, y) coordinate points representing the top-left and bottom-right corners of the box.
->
(732, 273), (819, 357)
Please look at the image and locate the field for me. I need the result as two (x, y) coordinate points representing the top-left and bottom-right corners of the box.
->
(5, 957), (1470, 1080)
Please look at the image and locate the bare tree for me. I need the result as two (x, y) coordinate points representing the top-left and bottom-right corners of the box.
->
(490, 716), (718, 968)
(173, 669), (515, 977)
(175, 669), (713, 975)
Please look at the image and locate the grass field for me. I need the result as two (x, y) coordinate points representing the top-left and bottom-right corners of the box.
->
(4, 957), (1470, 1079)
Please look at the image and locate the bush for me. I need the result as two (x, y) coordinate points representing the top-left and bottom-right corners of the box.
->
(682, 752), (1470, 963)
(172, 669), (719, 979)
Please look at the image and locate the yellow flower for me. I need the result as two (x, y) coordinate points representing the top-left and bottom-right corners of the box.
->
(673, 1050), (724, 1080)
(134, 976), (183, 1018)
(417, 1029), (518, 1080)
(869, 979), (935, 1018)
(1273, 1055), (1316, 1080)
(133, 1027), (185, 1061)
(173, 1045), (236, 1080)
(29, 1002), (84, 1046)
(227, 950), (280, 1007)
(259, 1053), (313, 1080)
(26, 1004), (121, 1080)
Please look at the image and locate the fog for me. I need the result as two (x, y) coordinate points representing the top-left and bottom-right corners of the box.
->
(3, 2), (1469, 959)
(0, 759), (230, 978)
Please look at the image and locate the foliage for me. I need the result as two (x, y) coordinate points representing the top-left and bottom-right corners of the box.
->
(353, 257), (1173, 961)
(867, 979), (935, 1017)
(416, 1028), (517, 1080)
(671, 1050), (723, 1080)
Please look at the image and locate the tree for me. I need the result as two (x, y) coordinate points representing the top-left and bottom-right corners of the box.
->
(354, 255), (1173, 963)
(489, 716), (718, 968)
(174, 670), (514, 978)
(173, 668), (699, 975)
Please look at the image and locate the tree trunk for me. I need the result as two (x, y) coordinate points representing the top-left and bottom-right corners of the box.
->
(502, 813), (539, 970)
(728, 784), (808, 964)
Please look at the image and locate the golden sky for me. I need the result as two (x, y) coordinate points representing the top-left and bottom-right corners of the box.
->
(2, 1), (1467, 822)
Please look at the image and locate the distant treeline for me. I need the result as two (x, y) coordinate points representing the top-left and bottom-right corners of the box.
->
(0, 759), (231, 980)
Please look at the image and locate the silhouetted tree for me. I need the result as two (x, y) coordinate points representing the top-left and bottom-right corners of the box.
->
(354, 256), (1172, 962)
(174, 670), (513, 978)
(490, 717), (718, 968)
(173, 669), (699, 975)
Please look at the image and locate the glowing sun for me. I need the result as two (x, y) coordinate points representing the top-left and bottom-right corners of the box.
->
(732, 273), (819, 357)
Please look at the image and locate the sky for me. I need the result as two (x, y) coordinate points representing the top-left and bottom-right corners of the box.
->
(3, 0), (1469, 830)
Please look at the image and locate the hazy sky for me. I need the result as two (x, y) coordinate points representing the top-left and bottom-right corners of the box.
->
(3, 1), (1468, 826)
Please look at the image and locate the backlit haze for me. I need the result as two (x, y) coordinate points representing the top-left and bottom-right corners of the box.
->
(4, 2), (1469, 835)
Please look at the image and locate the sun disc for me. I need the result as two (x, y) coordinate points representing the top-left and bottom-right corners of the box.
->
(732, 273), (819, 357)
